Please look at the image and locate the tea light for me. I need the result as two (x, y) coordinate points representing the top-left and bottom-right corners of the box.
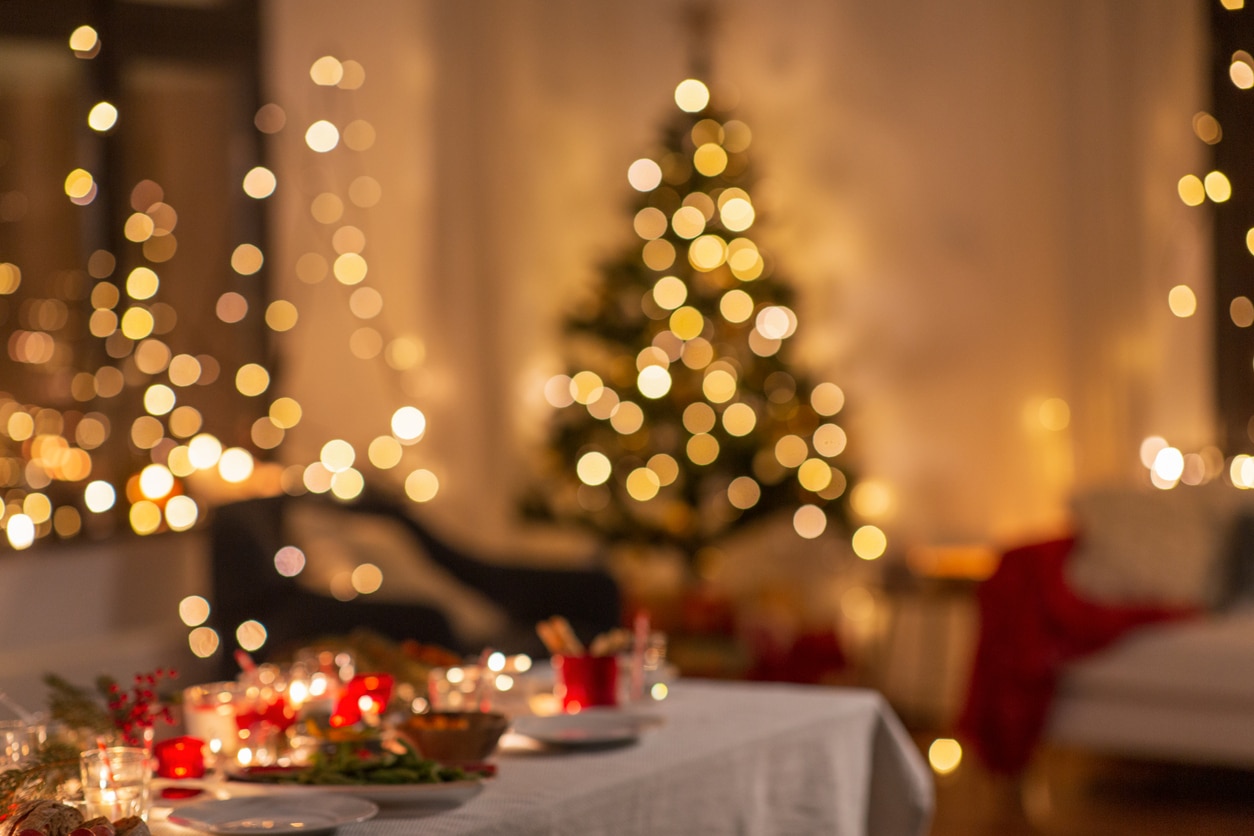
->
(154, 736), (205, 779)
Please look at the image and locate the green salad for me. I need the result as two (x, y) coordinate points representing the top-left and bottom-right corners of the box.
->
(243, 741), (479, 785)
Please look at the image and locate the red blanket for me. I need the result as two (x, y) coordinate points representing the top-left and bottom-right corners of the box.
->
(956, 536), (1191, 774)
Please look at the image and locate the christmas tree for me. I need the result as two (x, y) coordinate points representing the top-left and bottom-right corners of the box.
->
(527, 78), (859, 568)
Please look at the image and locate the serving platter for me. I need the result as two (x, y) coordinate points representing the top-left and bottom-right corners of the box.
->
(511, 709), (662, 746)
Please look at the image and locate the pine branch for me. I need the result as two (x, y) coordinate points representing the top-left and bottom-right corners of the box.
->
(0, 739), (81, 817)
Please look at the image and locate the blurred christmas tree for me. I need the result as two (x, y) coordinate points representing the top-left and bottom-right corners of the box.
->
(525, 77), (859, 568)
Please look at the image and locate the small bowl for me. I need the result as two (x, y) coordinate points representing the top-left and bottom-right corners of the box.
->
(396, 711), (508, 765)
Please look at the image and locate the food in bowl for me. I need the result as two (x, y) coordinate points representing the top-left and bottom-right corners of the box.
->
(395, 711), (508, 765)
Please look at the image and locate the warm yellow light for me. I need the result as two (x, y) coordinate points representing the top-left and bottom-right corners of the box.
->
(303, 462), (333, 494)
(0, 262), (20, 294)
(683, 402), (716, 434)
(179, 595), (211, 627)
(64, 168), (94, 199)
(813, 423), (848, 457)
(243, 167), (277, 199)
(139, 464), (174, 499)
(727, 476), (761, 510)
(793, 505), (828, 539)
(688, 235), (727, 271)
(775, 435), (808, 468)
(686, 433), (720, 465)
(642, 239), (676, 271)
(693, 143), (728, 177)
(168, 354), (202, 386)
(756, 306), (797, 340)
(722, 402), (757, 436)
(634, 207), (668, 240)
(236, 620), (268, 653)
(702, 368), (737, 403)
(6, 514), (35, 550)
(653, 276), (688, 310)
(265, 300), (298, 332)
(577, 451), (613, 486)
(1231, 56), (1254, 89)
(852, 525), (888, 560)
(334, 253), (368, 285)
(68, 25), (99, 53)
(120, 307), (155, 339)
(23, 494), (51, 525)
(1038, 398), (1070, 431)
(1168, 284), (1197, 317)
(188, 433), (224, 470)
(235, 363), (271, 397)
(219, 448), (255, 483)
(797, 459), (833, 492)
(362, 435), (401, 470)
(569, 371), (604, 405)
(674, 78), (711, 113)
(627, 159), (663, 192)
(669, 306), (705, 341)
(404, 469), (440, 502)
(720, 197), (755, 232)
(165, 495), (198, 532)
(1177, 174), (1206, 207)
(349, 287), (384, 319)
(1193, 111), (1223, 144)
(719, 289), (754, 323)
(124, 212), (154, 242)
(637, 365), (672, 399)
(343, 120), (376, 151)
(1151, 446), (1184, 483)
(1204, 171), (1232, 202)
(270, 397), (303, 429)
(850, 481), (894, 520)
(811, 382), (846, 416)
(331, 468), (365, 500)
(250, 417), (284, 450)
(625, 467), (661, 501)
(129, 500), (162, 535)
(610, 401), (644, 434)
(143, 384), (176, 416)
(672, 206), (707, 239)
(188, 627), (220, 659)
(1232, 296), (1254, 328)
(310, 55), (344, 86)
(87, 101), (118, 132)
(1222, 0), (1245, 9)
(8, 411), (34, 441)
(929, 738), (963, 775)
(305, 120), (340, 152)
(392, 406), (427, 442)
(321, 439), (356, 473)
(84, 480), (116, 513)
(351, 562), (383, 594)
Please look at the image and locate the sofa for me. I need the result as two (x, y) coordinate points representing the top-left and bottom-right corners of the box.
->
(960, 481), (1254, 773)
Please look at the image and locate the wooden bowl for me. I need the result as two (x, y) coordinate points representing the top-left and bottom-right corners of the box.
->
(395, 711), (508, 765)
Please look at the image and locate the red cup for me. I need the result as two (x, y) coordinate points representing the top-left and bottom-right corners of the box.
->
(554, 654), (618, 712)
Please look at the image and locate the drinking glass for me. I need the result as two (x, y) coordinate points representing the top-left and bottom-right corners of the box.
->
(79, 746), (152, 822)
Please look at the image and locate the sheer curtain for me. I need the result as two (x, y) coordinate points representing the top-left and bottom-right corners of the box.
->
(264, 0), (1210, 552)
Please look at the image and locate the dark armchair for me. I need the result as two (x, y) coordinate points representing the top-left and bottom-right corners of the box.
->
(207, 492), (621, 678)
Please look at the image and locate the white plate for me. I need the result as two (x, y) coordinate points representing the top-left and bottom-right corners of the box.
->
(225, 775), (486, 806)
(168, 794), (378, 835)
(511, 709), (661, 746)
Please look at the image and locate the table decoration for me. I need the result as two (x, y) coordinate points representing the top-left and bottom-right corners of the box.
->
(152, 737), (205, 780)
(79, 746), (152, 822)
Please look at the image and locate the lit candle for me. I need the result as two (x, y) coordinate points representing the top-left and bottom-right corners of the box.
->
(154, 736), (206, 779)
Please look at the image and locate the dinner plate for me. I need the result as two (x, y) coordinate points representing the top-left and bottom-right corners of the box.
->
(167, 794), (379, 835)
(511, 709), (661, 746)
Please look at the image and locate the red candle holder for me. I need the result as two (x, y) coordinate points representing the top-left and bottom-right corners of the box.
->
(331, 673), (395, 727)
(154, 736), (206, 779)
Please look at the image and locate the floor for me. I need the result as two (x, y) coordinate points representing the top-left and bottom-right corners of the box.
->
(918, 735), (1254, 835)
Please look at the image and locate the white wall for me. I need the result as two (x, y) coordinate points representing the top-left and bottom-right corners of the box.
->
(262, 0), (1212, 555)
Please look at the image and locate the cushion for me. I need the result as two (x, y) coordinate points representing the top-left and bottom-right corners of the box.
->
(284, 502), (510, 647)
(1065, 485), (1234, 608)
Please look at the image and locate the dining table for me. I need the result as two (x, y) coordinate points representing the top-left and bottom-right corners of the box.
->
(154, 679), (934, 836)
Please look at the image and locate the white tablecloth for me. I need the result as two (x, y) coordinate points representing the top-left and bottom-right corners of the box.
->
(160, 681), (933, 836)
